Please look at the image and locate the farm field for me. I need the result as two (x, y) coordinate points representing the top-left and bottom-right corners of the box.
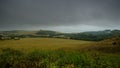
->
(0, 38), (120, 68)
(0, 38), (94, 51)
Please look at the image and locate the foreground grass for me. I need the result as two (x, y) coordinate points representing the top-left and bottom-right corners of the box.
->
(0, 48), (120, 68)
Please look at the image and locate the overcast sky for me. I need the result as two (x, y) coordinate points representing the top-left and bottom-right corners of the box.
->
(0, 0), (120, 32)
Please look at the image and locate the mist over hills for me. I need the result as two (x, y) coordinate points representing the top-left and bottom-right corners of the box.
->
(0, 29), (120, 41)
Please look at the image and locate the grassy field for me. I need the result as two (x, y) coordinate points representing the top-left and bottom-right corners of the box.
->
(0, 38), (120, 68)
(0, 38), (94, 51)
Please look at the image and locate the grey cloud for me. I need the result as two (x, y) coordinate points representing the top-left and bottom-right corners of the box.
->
(0, 0), (120, 31)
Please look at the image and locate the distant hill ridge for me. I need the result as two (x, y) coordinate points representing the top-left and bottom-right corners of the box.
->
(0, 29), (120, 41)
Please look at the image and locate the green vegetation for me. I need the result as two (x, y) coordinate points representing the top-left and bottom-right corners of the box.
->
(0, 48), (120, 68)
(0, 37), (120, 68)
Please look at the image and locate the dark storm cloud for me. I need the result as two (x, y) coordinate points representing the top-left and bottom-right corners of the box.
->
(0, 0), (120, 31)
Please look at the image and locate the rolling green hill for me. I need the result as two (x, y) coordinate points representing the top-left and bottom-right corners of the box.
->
(0, 29), (120, 41)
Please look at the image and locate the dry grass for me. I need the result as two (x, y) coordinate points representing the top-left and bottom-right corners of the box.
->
(82, 37), (120, 53)
(0, 37), (119, 53)
(0, 38), (94, 52)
